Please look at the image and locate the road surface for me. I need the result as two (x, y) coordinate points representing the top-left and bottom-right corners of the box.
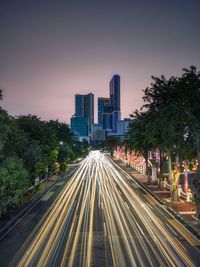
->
(1, 151), (200, 267)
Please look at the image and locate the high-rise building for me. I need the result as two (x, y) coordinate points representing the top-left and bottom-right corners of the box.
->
(116, 118), (131, 136)
(75, 94), (84, 117)
(70, 116), (89, 137)
(97, 75), (121, 133)
(91, 124), (106, 145)
(75, 93), (94, 130)
(111, 110), (121, 133)
(103, 113), (112, 131)
(98, 97), (110, 125)
(110, 74), (120, 111)
(109, 74), (121, 132)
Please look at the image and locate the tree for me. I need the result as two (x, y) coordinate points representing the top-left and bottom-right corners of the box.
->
(48, 120), (72, 144)
(105, 136), (122, 156)
(126, 110), (153, 180)
(48, 120), (90, 170)
(17, 115), (58, 179)
(1, 91), (89, 216)
(179, 66), (200, 218)
(142, 75), (185, 197)
(127, 66), (200, 205)
(0, 156), (29, 216)
(71, 141), (90, 159)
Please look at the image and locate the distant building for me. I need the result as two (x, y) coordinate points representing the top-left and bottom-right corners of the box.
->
(70, 116), (89, 137)
(98, 74), (121, 133)
(75, 94), (84, 117)
(102, 113), (112, 131)
(109, 74), (121, 132)
(110, 74), (120, 112)
(75, 93), (94, 131)
(116, 118), (131, 135)
(91, 124), (106, 144)
(98, 97), (110, 125)
(71, 74), (122, 143)
(112, 110), (121, 133)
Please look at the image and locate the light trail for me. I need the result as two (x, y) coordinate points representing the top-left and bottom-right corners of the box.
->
(17, 151), (200, 267)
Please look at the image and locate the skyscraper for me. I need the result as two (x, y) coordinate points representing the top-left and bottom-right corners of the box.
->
(98, 97), (110, 125)
(75, 94), (84, 117)
(103, 112), (112, 131)
(97, 75), (121, 133)
(110, 74), (120, 111)
(71, 116), (89, 137)
(111, 110), (121, 132)
(109, 74), (121, 132)
(75, 93), (94, 130)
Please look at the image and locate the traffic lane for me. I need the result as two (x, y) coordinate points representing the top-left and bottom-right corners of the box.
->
(64, 185), (106, 267)
(104, 159), (199, 267)
(27, 200), (78, 267)
(2, 152), (200, 267)
(119, 166), (200, 261)
(92, 186), (108, 267)
(115, 189), (189, 267)
(17, 157), (98, 267)
(0, 165), (78, 240)
(99, 157), (158, 266)
(99, 168), (166, 266)
(0, 166), (78, 267)
(111, 157), (199, 240)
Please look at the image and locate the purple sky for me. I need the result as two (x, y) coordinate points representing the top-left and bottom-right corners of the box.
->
(0, 0), (200, 123)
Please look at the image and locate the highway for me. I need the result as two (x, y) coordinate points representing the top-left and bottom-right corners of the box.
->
(2, 151), (200, 267)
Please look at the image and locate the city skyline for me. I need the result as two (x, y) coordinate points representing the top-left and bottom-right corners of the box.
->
(71, 74), (122, 141)
(0, 0), (200, 123)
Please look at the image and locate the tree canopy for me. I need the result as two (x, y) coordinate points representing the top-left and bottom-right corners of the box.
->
(126, 66), (200, 213)
(127, 66), (200, 162)
(0, 94), (90, 217)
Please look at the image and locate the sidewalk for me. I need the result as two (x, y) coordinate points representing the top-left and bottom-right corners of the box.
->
(115, 159), (200, 234)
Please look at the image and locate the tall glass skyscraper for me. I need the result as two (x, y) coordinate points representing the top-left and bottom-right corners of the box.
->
(111, 110), (121, 132)
(103, 113), (112, 131)
(75, 94), (84, 117)
(75, 93), (94, 131)
(98, 97), (110, 125)
(109, 74), (121, 132)
(97, 75), (121, 133)
(110, 74), (120, 111)
(71, 116), (89, 137)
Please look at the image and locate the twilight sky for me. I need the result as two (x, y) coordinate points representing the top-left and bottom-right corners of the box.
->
(0, 0), (199, 123)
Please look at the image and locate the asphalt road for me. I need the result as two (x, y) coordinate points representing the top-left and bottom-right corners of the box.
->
(0, 151), (200, 267)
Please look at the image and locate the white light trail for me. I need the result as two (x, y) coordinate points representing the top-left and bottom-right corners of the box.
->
(17, 151), (199, 267)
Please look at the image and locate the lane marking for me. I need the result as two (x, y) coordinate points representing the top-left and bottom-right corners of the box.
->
(55, 181), (65, 186)
(42, 191), (55, 201)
